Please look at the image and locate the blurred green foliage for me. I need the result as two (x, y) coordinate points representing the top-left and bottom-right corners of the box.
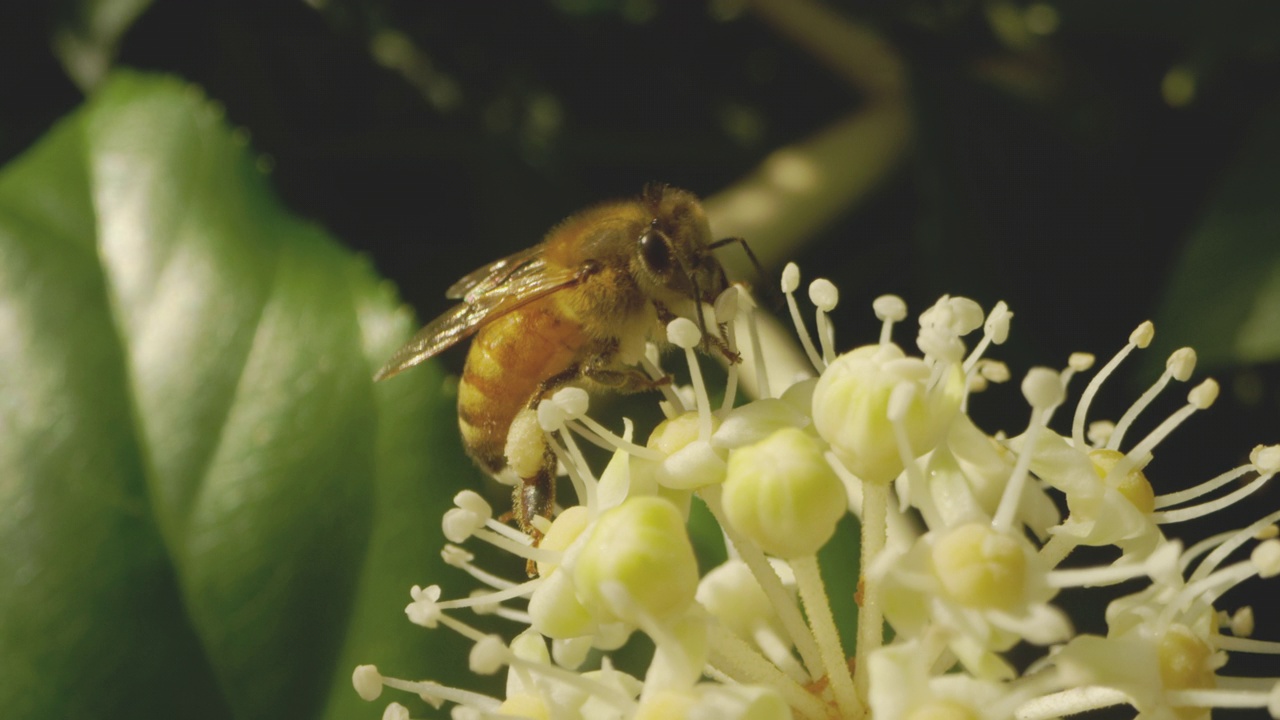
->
(1, 1), (1278, 718)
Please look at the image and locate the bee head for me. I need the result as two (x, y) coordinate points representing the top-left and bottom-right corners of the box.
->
(632, 187), (730, 326)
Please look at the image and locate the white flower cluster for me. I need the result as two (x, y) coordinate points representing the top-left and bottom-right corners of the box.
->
(355, 264), (1280, 720)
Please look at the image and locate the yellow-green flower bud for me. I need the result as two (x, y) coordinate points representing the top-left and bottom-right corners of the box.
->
(535, 505), (590, 577)
(721, 427), (847, 559)
(528, 566), (594, 639)
(648, 411), (726, 490)
(812, 344), (964, 484)
(930, 523), (1027, 610)
(574, 497), (698, 623)
(1088, 448), (1155, 514)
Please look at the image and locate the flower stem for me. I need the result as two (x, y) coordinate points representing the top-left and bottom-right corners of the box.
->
(792, 554), (863, 719)
(854, 480), (887, 703)
(702, 486), (825, 682)
(707, 624), (832, 720)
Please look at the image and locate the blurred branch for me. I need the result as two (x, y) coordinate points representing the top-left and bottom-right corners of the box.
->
(705, 0), (911, 398)
(705, 0), (911, 278)
(53, 0), (155, 91)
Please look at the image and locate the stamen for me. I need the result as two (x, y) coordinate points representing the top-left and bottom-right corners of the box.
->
(546, 432), (596, 510)
(1106, 347), (1196, 451)
(994, 368), (1064, 531)
(499, 641), (639, 713)
(962, 300), (1012, 375)
(1071, 321), (1154, 449)
(1038, 533), (1079, 568)
(641, 348), (684, 417)
(442, 545), (519, 591)
(1190, 508), (1280, 582)
(1164, 687), (1280, 712)
(1155, 465), (1254, 510)
(467, 589), (534, 625)
(566, 418), (664, 460)
(378, 676), (503, 713)
(483, 517), (536, 546)
(884, 382), (942, 527)
(873, 294), (907, 346)
(715, 286), (742, 410)
(668, 318), (713, 442)
(738, 286), (772, 399)
(1215, 635), (1280, 654)
(1154, 471), (1273, 524)
(1159, 560), (1257, 628)
(1100, 380), (1219, 496)
(472, 527), (559, 565)
(781, 262), (824, 371)
(437, 578), (542, 611)
(809, 278), (839, 366)
(1046, 541), (1180, 588)
(1054, 353), (1092, 404)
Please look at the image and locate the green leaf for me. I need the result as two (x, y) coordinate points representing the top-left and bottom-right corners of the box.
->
(1153, 96), (1280, 369)
(0, 71), (472, 720)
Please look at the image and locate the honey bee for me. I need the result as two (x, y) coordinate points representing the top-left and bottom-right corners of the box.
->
(375, 184), (749, 541)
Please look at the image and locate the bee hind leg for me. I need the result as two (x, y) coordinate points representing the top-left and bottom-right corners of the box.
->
(512, 448), (557, 577)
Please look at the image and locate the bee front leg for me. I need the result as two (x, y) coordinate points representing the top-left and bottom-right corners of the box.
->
(653, 300), (741, 364)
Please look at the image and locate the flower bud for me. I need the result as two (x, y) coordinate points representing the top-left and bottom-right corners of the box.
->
(648, 411), (726, 490)
(1089, 449), (1155, 514)
(812, 344), (963, 484)
(528, 567), (594, 639)
(930, 523), (1027, 610)
(535, 505), (590, 577)
(721, 427), (847, 559)
(574, 497), (699, 623)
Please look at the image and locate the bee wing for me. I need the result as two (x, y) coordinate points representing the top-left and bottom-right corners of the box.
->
(445, 245), (543, 300)
(374, 257), (592, 381)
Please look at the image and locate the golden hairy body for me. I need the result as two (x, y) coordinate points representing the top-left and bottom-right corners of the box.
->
(376, 185), (742, 539)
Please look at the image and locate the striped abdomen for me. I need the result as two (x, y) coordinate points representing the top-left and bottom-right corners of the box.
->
(457, 298), (587, 475)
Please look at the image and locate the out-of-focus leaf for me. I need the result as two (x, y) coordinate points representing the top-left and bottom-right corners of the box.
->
(0, 71), (470, 720)
(1152, 96), (1280, 369)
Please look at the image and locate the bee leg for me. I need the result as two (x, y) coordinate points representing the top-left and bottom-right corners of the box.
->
(654, 300), (741, 364)
(705, 326), (742, 365)
(512, 447), (557, 578)
(581, 337), (671, 392)
(653, 300), (679, 326)
(584, 364), (671, 393)
(530, 364), (585, 408)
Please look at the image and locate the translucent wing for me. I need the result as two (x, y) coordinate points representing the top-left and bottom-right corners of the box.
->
(374, 254), (594, 381)
(445, 245), (543, 300)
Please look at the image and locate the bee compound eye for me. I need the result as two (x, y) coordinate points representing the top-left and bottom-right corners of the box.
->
(639, 229), (673, 274)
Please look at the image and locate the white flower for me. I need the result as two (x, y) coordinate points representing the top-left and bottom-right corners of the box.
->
(355, 267), (1280, 720)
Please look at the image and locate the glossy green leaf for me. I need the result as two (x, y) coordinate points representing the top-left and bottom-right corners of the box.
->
(1153, 96), (1280, 369)
(0, 72), (471, 720)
